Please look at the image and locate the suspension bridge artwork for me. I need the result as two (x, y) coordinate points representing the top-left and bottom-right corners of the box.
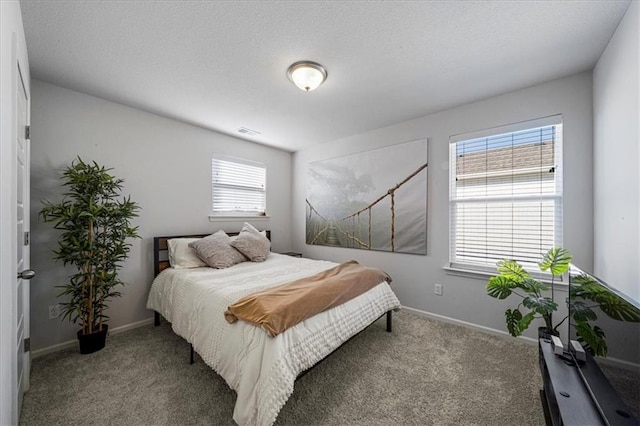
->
(306, 139), (427, 255)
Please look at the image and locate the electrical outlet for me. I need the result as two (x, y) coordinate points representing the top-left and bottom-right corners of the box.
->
(434, 283), (443, 296)
(49, 304), (61, 319)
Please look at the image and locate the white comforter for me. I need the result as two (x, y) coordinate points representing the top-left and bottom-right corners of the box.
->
(146, 253), (401, 426)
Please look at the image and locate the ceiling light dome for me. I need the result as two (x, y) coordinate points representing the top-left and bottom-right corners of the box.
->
(287, 61), (327, 92)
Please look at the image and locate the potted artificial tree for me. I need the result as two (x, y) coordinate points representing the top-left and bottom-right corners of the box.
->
(40, 157), (140, 354)
(486, 247), (640, 356)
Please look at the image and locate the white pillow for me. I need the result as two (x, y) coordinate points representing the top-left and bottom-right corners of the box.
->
(230, 222), (271, 262)
(229, 228), (267, 239)
(168, 238), (207, 269)
(241, 222), (264, 236)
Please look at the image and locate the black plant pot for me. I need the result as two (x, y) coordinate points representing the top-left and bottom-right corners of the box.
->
(77, 325), (108, 354)
(537, 327), (560, 370)
(538, 327), (559, 341)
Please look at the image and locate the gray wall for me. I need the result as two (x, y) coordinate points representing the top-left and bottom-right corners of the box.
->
(29, 80), (293, 351)
(593, 0), (639, 304)
(292, 72), (594, 342)
(592, 1), (639, 365)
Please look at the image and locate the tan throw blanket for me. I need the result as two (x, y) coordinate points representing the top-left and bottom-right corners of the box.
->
(224, 261), (392, 337)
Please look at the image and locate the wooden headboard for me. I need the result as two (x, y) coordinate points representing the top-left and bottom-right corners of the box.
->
(153, 230), (271, 276)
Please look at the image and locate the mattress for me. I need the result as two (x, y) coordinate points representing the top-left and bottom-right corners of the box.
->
(146, 253), (401, 426)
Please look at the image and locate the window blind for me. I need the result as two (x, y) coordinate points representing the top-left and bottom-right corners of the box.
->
(211, 155), (266, 216)
(449, 116), (563, 272)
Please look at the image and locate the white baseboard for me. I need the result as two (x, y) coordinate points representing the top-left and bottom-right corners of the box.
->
(594, 353), (640, 370)
(401, 306), (538, 346)
(402, 307), (640, 370)
(109, 317), (155, 335)
(31, 317), (154, 359)
(31, 339), (78, 359)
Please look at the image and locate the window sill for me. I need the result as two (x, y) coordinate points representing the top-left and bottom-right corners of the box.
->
(443, 265), (568, 288)
(443, 265), (497, 281)
(208, 215), (270, 222)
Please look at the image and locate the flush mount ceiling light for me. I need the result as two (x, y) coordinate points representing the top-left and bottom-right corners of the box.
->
(286, 61), (327, 92)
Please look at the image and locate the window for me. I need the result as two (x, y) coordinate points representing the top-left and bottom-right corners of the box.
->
(449, 116), (563, 273)
(211, 155), (266, 216)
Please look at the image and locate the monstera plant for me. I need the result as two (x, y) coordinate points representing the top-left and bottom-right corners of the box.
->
(486, 247), (571, 338)
(486, 247), (640, 356)
(40, 157), (140, 354)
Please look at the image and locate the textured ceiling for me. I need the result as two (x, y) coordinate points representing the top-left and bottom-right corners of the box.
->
(20, 1), (631, 152)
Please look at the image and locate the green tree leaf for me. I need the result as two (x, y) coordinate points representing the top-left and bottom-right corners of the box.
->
(497, 259), (530, 283)
(538, 247), (572, 276)
(523, 296), (558, 316)
(505, 309), (523, 337)
(520, 278), (549, 296)
(486, 276), (516, 299)
(570, 301), (598, 322)
(518, 312), (536, 333)
(576, 322), (607, 357)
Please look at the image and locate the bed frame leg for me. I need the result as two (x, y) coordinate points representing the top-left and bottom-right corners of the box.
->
(154, 311), (160, 326)
(190, 344), (195, 365)
(386, 310), (392, 332)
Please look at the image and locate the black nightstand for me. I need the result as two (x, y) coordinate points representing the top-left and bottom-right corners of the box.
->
(279, 252), (302, 258)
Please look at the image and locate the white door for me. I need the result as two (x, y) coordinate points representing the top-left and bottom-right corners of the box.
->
(15, 58), (33, 421)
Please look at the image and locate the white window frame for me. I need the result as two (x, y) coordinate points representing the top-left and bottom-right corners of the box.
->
(210, 154), (267, 218)
(448, 115), (563, 275)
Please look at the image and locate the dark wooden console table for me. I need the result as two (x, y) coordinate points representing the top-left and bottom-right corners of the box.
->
(539, 339), (638, 426)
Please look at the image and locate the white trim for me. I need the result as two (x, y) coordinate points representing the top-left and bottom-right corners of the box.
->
(29, 309), (639, 374)
(30, 339), (76, 359)
(211, 153), (265, 169)
(593, 353), (640, 370)
(211, 155), (267, 216)
(208, 215), (270, 222)
(442, 265), (496, 280)
(31, 318), (154, 359)
(443, 265), (568, 287)
(457, 165), (550, 180)
(448, 117), (564, 271)
(107, 317), (154, 336)
(450, 193), (562, 204)
(401, 307), (640, 370)
(401, 306), (538, 346)
(449, 114), (563, 144)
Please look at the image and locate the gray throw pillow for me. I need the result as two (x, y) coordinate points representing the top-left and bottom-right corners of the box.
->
(231, 223), (271, 262)
(189, 230), (247, 269)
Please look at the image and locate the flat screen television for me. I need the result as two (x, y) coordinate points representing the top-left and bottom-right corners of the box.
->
(567, 264), (640, 423)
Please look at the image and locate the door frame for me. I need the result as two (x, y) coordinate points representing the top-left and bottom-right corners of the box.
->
(1, 10), (31, 423)
(16, 55), (32, 409)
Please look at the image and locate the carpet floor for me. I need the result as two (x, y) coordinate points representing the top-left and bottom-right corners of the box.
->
(20, 311), (545, 425)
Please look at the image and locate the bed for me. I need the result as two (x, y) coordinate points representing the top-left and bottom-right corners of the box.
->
(146, 229), (401, 426)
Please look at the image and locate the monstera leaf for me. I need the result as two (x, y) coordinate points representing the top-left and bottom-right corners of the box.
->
(505, 309), (523, 336)
(538, 247), (572, 276)
(570, 274), (607, 298)
(505, 309), (536, 337)
(571, 273), (640, 322)
(486, 276), (516, 299)
(523, 296), (558, 316)
(575, 322), (607, 357)
(497, 259), (530, 283)
(570, 301), (598, 322)
(596, 295), (640, 322)
(520, 278), (549, 295)
(518, 312), (536, 335)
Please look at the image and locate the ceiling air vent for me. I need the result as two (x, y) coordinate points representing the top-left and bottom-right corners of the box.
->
(236, 127), (261, 136)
